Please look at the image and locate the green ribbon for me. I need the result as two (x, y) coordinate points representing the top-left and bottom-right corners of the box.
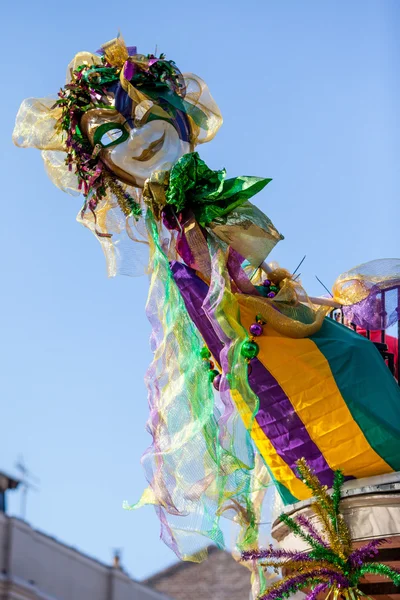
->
(165, 152), (272, 227)
(141, 85), (209, 130)
(82, 67), (120, 85)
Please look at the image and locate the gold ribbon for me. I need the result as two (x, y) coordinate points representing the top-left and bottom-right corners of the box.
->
(101, 35), (129, 68)
(143, 171), (169, 219)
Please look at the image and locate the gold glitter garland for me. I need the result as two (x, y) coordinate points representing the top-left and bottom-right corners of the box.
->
(297, 458), (335, 514)
(103, 172), (141, 218)
(312, 502), (344, 559)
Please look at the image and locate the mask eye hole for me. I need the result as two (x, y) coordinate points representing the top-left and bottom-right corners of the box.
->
(102, 128), (124, 144)
(93, 122), (129, 148)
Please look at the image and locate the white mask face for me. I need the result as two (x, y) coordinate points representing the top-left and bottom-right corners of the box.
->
(80, 108), (191, 188)
(108, 120), (191, 188)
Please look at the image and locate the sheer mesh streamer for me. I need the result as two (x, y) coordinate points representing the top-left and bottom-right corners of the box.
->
(204, 234), (271, 549)
(42, 151), (81, 196)
(333, 259), (400, 305)
(124, 212), (270, 561)
(65, 51), (102, 82)
(343, 286), (400, 330)
(333, 259), (400, 329)
(77, 187), (149, 277)
(13, 97), (64, 150)
(183, 74), (223, 145)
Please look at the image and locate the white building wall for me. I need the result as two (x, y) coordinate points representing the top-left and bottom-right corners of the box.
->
(0, 513), (169, 600)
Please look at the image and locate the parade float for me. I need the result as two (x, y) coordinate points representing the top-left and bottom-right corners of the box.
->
(13, 34), (400, 598)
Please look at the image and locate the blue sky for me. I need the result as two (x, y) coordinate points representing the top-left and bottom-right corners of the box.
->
(2, 0), (399, 581)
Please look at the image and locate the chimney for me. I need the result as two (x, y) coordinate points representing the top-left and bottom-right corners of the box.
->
(112, 549), (122, 570)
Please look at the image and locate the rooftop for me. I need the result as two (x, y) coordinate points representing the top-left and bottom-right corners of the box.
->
(144, 545), (251, 600)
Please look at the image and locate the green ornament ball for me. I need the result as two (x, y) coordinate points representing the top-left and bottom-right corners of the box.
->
(209, 369), (219, 382)
(241, 340), (259, 359)
(200, 346), (211, 360)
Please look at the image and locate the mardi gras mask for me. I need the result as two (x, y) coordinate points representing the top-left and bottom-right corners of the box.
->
(79, 106), (192, 188)
(13, 35), (223, 213)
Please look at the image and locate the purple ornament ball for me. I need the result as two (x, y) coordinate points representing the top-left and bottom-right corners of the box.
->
(249, 323), (263, 336)
(263, 279), (271, 287)
(267, 291), (276, 298)
(213, 373), (221, 391)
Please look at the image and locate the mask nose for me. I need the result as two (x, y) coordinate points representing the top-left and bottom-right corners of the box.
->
(126, 126), (143, 150)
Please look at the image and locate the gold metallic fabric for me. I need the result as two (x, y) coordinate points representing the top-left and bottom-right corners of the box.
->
(101, 35), (129, 68)
(208, 201), (283, 267)
(333, 258), (400, 305)
(142, 170), (169, 219)
(13, 97), (64, 151)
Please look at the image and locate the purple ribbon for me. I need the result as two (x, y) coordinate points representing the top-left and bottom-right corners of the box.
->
(170, 261), (336, 489)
